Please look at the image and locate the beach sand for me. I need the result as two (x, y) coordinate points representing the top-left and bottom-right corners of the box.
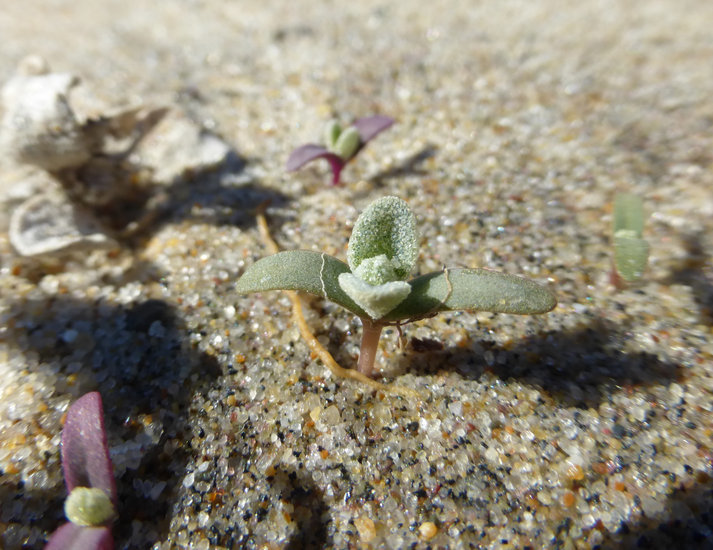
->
(1, 1), (712, 548)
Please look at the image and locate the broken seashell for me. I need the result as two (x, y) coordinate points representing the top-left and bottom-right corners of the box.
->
(0, 70), (94, 171)
(9, 191), (116, 257)
(131, 109), (231, 184)
(0, 165), (53, 204)
(1, 58), (234, 248)
(16, 54), (51, 77)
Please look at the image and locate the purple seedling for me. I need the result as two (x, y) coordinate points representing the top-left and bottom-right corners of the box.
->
(286, 115), (394, 185)
(45, 392), (117, 550)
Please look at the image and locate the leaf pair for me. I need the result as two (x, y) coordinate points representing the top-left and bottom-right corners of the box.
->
(236, 196), (556, 324)
(286, 116), (394, 185)
(235, 249), (558, 323)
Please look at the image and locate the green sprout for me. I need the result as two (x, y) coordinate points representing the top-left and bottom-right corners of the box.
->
(286, 116), (394, 185)
(612, 193), (649, 285)
(323, 120), (361, 161)
(236, 196), (557, 377)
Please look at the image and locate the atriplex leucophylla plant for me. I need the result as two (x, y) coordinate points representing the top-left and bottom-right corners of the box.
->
(286, 116), (394, 185)
(235, 196), (557, 377)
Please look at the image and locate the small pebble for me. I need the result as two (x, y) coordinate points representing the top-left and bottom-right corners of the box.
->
(419, 521), (438, 540)
(354, 516), (376, 543)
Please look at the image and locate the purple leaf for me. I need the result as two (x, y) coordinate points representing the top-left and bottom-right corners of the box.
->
(61, 392), (117, 505)
(45, 523), (113, 550)
(286, 144), (334, 170)
(352, 115), (394, 144)
(286, 144), (346, 185)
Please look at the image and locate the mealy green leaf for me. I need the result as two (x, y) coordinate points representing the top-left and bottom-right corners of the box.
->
(613, 236), (649, 281)
(347, 196), (418, 280)
(614, 193), (645, 236)
(338, 273), (411, 320)
(234, 250), (370, 318)
(333, 126), (360, 160)
(383, 268), (557, 322)
(353, 254), (400, 286)
(612, 193), (649, 282)
(324, 120), (341, 150)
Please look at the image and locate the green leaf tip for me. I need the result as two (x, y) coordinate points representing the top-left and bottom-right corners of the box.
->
(347, 196), (418, 281)
(333, 126), (360, 160)
(65, 487), (115, 527)
(323, 120), (360, 160)
(614, 193), (646, 236)
(613, 193), (649, 281)
(324, 120), (341, 150)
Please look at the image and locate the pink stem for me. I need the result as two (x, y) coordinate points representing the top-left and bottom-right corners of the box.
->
(357, 318), (384, 377)
(326, 156), (346, 185)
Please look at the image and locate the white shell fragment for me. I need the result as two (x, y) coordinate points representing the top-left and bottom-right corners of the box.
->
(0, 70), (93, 171)
(0, 165), (51, 204)
(132, 109), (231, 185)
(0, 57), (233, 258)
(9, 190), (116, 257)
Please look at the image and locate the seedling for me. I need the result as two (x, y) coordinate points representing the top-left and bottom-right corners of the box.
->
(236, 196), (557, 377)
(611, 193), (649, 286)
(46, 392), (117, 550)
(286, 116), (394, 185)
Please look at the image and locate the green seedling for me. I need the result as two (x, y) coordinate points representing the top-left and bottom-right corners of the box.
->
(236, 196), (557, 377)
(612, 193), (649, 285)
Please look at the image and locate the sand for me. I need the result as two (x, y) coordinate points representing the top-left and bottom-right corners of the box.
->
(1, 1), (712, 548)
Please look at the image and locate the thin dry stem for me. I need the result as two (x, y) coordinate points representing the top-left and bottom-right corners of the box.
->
(256, 209), (420, 399)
